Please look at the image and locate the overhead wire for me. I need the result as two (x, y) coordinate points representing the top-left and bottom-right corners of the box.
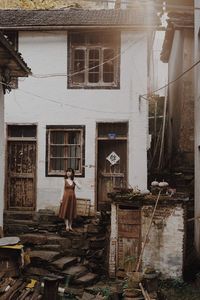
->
(141, 57), (200, 101)
(0, 35), (148, 114)
(32, 35), (146, 78)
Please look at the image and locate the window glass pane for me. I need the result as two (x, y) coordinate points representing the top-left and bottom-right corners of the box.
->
(68, 131), (80, 144)
(72, 49), (85, 83)
(50, 145), (65, 158)
(67, 158), (80, 171)
(8, 125), (36, 138)
(50, 131), (65, 144)
(50, 158), (65, 171)
(103, 49), (114, 83)
(88, 49), (100, 83)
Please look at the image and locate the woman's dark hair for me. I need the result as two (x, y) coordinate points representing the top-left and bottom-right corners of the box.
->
(64, 168), (75, 180)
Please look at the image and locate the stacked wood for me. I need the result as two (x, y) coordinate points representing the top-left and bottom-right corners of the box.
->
(0, 277), (42, 300)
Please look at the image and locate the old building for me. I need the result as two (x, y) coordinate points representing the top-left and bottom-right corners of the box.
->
(0, 31), (30, 228)
(0, 8), (159, 219)
(195, 0), (200, 257)
(160, 12), (194, 173)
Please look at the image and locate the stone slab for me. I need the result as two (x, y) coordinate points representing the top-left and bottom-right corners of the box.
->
(74, 272), (98, 286)
(30, 250), (60, 262)
(62, 265), (88, 279)
(26, 267), (52, 277)
(20, 234), (48, 245)
(51, 256), (78, 270)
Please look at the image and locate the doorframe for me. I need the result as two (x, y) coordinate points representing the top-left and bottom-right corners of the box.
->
(95, 121), (129, 212)
(4, 123), (38, 211)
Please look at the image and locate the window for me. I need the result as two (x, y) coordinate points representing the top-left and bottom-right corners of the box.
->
(46, 126), (85, 176)
(68, 32), (120, 88)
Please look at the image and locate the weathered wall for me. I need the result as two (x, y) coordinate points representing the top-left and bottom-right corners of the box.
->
(0, 78), (4, 227)
(194, 0), (200, 256)
(5, 30), (148, 213)
(142, 205), (184, 278)
(168, 28), (194, 170)
(109, 202), (185, 278)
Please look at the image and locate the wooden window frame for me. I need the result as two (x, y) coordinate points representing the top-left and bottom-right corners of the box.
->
(46, 125), (85, 177)
(68, 32), (120, 89)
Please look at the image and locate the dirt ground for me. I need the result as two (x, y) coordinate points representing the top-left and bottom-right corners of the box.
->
(159, 279), (200, 300)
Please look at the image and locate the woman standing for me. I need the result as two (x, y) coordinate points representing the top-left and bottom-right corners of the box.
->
(59, 168), (80, 231)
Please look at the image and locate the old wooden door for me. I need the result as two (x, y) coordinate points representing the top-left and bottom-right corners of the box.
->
(97, 122), (128, 210)
(6, 125), (37, 211)
(117, 206), (141, 273)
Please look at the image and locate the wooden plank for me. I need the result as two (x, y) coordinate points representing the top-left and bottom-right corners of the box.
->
(118, 224), (140, 238)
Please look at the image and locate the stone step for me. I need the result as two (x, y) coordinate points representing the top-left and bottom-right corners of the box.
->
(20, 233), (48, 245)
(62, 265), (88, 280)
(26, 267), (53, 277)
(51, 256), (78, 270)
(34, 244), (62, 252)
(73, 272), (98, 286)
(4, 224), (37, 235)
(30, 250), (60, 263)
(4, 219), (38, 226)
(4, 210), (35, 221)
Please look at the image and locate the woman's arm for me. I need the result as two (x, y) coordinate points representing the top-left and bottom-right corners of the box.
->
(74, 179), (81, 189)
(60, 179), (65, 202)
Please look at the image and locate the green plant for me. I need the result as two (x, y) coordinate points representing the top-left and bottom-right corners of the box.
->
(124, 255), (136, 273)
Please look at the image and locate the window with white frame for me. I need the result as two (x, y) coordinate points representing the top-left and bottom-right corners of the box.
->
(46, 126), (85, 176)
(68, 32), (120, 88)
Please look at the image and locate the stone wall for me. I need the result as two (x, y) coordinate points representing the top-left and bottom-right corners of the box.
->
(142, 205), (185, 278)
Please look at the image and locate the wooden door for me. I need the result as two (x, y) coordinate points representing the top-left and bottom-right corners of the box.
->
(6, 125), (36, 211)
(97, 123), (128, 211)
(117, 207), (141, 272)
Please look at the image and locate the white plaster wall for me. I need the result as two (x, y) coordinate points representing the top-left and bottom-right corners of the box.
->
(142, 205), (184, 278)
(0, 80), (4, 227)
(5, 30), (148, 211)
(195, 0), (200, 255)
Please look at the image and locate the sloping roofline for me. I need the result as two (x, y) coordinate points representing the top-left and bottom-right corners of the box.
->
(0, 8), (161, 30)
(160, 12), (194, 63)
(0, 31), (31, 75)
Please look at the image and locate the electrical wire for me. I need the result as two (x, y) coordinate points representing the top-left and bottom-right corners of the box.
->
(32, 35), (145, 78)
(141, 57), (200, 101)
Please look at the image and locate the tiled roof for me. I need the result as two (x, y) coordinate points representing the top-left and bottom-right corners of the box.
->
(160, 12), (194, 63)
(0, 9), (160, 28)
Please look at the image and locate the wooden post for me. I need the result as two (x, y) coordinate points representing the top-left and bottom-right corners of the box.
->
(136, 190), (161, 272)
(43, 277), (59, 300)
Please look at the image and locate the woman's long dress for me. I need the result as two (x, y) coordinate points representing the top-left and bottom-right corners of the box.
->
(59, 180), (77, 222)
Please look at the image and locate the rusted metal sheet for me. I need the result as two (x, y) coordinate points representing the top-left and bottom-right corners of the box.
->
(6, 125), (36, 211)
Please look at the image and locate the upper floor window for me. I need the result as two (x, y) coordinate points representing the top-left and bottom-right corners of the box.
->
(68, 32), (120, 89)
(46, 126), (85, 177)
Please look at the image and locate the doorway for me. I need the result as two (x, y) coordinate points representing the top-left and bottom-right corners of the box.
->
(6, 125), (37, 211)
(97, 122), (128, 210)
